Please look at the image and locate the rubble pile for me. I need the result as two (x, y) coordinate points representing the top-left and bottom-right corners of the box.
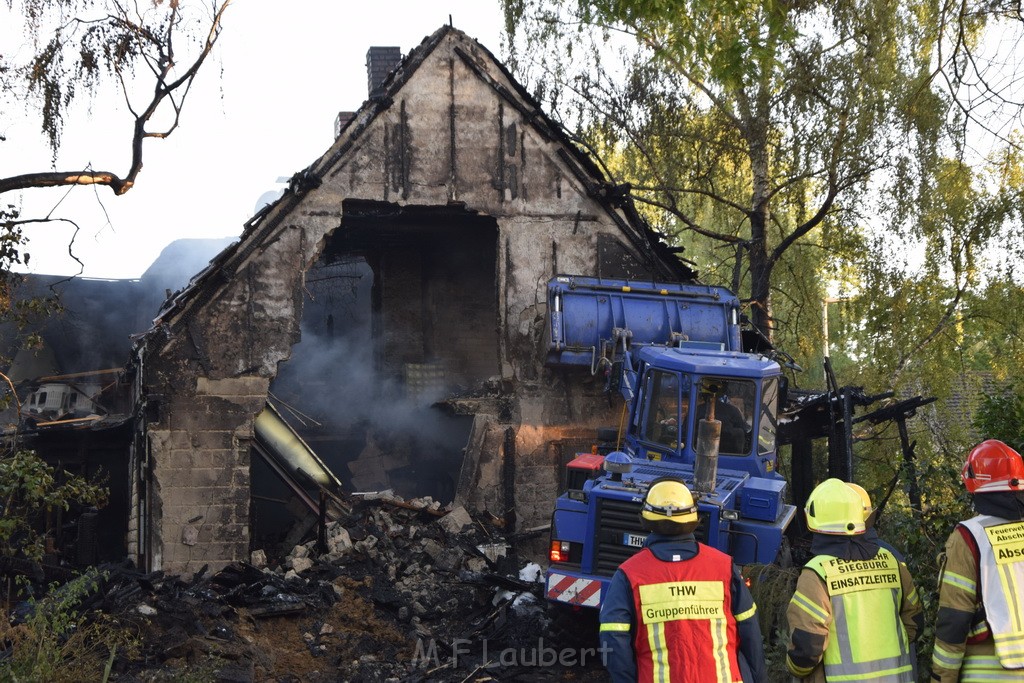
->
(25, 492), (606, 682)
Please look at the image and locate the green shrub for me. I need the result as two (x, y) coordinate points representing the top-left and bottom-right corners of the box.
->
(0, 449), (107, 562)
(0, 569), (139, 683)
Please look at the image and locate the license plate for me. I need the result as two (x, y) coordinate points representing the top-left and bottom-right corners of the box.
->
(623, 533), (646, 548)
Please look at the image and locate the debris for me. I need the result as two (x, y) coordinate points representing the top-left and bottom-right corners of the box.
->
(437, 505), (473, 533)
(519, 562), (543, 583)
(477, 542), (508, 563)
(4, 490), (608, 681)
(290, 556), (314, 573)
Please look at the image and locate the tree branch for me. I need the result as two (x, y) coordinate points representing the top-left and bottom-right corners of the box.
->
(632, 194), (744, 244)
(0, 171), (132, 196)
(0, 0), (231, 198)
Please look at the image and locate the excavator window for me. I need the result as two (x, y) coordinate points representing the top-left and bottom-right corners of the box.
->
(640, 370), (689, 447)
(693, 377), (756, 455)
(758, 377), (779, 454)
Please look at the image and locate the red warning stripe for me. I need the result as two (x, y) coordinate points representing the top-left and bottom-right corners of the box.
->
(547, 573), (602, 605)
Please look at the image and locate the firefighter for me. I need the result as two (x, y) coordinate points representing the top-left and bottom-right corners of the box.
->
(599, 477), (766, 682)
(786, 478), (922, 682)
(931, 439), (1024, 681)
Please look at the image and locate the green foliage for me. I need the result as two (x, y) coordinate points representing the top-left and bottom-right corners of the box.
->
(0, 568), (139, 683)
(973, 386), (1024, 452)
(503, 0), (980, 340)
(875, 450), (971, 675)
(0, 449), (107, 562)
(503, 0), (1024, 367)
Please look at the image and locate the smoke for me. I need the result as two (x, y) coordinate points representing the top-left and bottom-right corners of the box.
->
(269, 258), (471, 500)
(274, 326), (461, 453)
(6, 237), (237, 377)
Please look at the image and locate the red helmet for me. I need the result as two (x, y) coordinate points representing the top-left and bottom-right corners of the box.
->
(962, 440), (1024, 494)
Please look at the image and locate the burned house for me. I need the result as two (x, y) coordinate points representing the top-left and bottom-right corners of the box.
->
(126, 25), (693, 575)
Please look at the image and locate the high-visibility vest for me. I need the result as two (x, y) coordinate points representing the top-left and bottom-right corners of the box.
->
(961, 515), (1024, 670)
(619, 545), (743, 683)
(805, 548), (914, 682)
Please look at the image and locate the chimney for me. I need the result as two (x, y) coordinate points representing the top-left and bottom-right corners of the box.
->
(335, 111), (356, 140)
(366, 46), (402, 98)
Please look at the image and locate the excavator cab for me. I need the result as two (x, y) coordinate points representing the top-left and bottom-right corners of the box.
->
(624, 346), (781, 480)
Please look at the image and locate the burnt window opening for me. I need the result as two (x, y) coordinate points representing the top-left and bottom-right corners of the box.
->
(256, 201), (499, 551)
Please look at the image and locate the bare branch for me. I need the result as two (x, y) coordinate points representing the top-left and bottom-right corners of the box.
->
(0, 170), (133, 195)
(632, 193), (744, 244)
(630, 184), (750, 215)
(0, 0), (232, 198)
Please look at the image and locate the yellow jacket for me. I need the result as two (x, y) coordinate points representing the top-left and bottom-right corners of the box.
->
(931, 523), (1023, 682)
(786, 550), (921, 682)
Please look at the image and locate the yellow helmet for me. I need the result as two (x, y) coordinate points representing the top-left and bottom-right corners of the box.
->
(641, 478), (698, 525)
(805, 478), (866, 535)
(846, 482), (873, 516)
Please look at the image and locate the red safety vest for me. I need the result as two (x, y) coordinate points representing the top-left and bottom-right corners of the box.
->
(620, 545), (743, 683)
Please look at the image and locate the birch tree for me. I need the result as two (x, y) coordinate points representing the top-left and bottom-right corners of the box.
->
(502, 0), (1023, 345)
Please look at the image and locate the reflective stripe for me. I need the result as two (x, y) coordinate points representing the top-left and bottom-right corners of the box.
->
(787, 655), (815, 677)
(600, 622), (631, 632)
(646, 594), (734, 683)
(963, 516), (1024, 669)
(734, 604), (757, 622)
(827, 594), (914, 680)
(993, 632), (1024, 668)
(970, 620), (991, 639)
(962, 654), (1024, 681)
(814, 522), (859, 533)
(646, 621), (670, 683)
(823, 664), (915, 682)
(792, 590), (830, 622)
(997, 564), (1024, 633)
(943, 569), (977, 593)
(907, 586), (921, 606)
(546, 572), (602, 607)
(834, 595), (856, 664)
(710, 614), (730, 683)
(932, 642), (965, 669)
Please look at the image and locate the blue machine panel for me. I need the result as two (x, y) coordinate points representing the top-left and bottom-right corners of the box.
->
(739, 477), (787, 522)
(547, 276), (742, 366)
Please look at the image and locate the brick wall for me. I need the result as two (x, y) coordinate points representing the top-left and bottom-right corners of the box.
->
(366, 46), (402, 97)
(146, 377), (268, 574)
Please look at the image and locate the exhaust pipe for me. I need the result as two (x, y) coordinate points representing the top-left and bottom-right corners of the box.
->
(694, 417), (721, 494)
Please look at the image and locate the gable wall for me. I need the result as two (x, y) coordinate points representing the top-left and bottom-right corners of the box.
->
(137, 31), (663, 574)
